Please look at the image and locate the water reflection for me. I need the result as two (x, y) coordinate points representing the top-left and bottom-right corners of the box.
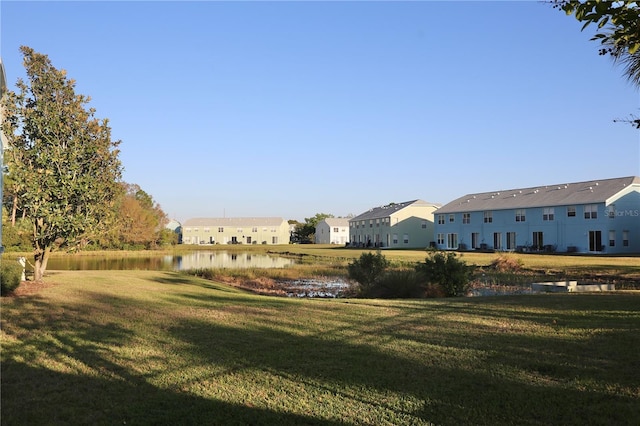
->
(46, 251), (296, 271)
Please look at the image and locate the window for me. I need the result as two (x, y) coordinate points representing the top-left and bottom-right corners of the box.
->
(515, 209), (526, 222)
(421, 221), (427, 229)
(437, 233), (444, 245)
(567, 206), (576, 217)
(623, 230), (629, 247)
(393, 234), (398, 244)
(369, 220), (373, 228)
(506, 232), (516, 250)
(484, 211), (493, 223)
(218, 227), (224, 232)
(543, 208), (555, 221)
(272, 236), (278, 244)
(437, 214), (445, 225)
(237, 228), (243, 233)
(447, 233), (458, 249)
(333, 227), (339, 232)
(463, 213), (470, 224)
(449, 214), (455, 223)
(252, 227), (258, 232)
(584, 204), (598, 219)
(609, 230), (615, 247)
(204, 228), (210, 232)
(403, 234), (409, 244)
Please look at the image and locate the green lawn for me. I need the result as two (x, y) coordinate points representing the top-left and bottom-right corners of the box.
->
(2, 270), (639, 425)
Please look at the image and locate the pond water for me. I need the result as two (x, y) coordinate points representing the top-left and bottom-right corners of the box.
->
(46, 251), (297, 271)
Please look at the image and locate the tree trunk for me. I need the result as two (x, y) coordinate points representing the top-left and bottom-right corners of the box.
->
(33, 246), (51, 282)
(11, 194), (17, 226)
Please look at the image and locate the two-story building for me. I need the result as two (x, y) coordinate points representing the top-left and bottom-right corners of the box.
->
(434, 176), (639, 254)
(315, 218), (349, 244)
(182, 217), (290, 245)
(349, 199), (440, 249)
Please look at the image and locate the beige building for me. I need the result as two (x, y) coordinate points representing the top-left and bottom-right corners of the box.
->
(349, 199), (440, 249)
(182, 217), (290, 245)
(315, 218), (350, 244)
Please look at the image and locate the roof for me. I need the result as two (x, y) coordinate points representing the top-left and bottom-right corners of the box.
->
(350, 199), (440, 221)
(183, 217), (286, 227)
(320, 217), (350, 227)
(436, 176), (640, 214)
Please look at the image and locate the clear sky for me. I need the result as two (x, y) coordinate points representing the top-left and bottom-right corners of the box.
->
(2, 1), (638, 223)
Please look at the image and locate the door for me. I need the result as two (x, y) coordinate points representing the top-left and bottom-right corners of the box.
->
(589, 230), (602, 251)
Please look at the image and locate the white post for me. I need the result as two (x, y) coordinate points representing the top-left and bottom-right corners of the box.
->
(17, 257), (26, 281)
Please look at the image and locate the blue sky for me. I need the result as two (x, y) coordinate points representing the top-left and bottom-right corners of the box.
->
(2, 1), (638, 223)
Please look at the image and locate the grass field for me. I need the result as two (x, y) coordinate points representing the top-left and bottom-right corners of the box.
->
(2, 270), (639, 425)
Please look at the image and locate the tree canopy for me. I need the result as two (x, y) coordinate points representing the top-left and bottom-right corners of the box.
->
(1, 46), (123, 280)
(553, 1), (640, 127)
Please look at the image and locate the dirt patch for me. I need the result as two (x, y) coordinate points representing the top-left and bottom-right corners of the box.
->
(5, 280), (56, 297)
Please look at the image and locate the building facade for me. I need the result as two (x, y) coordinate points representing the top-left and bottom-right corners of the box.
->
(349, 199), (439, 249)
(182, 217), (290, 245)
(315, 218), (349, 244)
(434, 176), (640, 254)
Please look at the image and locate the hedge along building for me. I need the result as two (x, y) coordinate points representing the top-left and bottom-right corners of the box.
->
(349, 200), (440, 249)
(181, 217), (291, 245)
(434, 176), (640, 254)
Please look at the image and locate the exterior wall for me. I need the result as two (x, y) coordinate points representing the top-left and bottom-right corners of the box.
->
(315, 219), (349, 244)
(182, 219), (290, 245)
(349, 204), (437, 249)
(434, 196), (639, 254)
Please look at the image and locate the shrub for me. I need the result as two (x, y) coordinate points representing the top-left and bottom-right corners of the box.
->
(366, 269), (426, 298)
(415, 250), (473, 297)
(1, 261), (23, 296)
(347, 251), (389, 296)
(490, 254), (524, 272)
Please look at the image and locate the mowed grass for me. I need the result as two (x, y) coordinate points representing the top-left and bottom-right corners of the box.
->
(2, 270), (639, 425)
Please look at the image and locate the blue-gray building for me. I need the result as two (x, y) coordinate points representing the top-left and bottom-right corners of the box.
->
(434, 176), (640, 254)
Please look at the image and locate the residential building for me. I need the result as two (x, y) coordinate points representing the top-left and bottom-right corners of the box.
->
(315, 218), (349, 244)
(182, 217), (290, 245)
(349, 200), (440, 249)
(434, 176), (640, 254)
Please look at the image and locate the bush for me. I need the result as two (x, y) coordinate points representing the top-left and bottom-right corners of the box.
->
(1, 261), (23, 296)
(371, 269), (427, 298)
(415, 250), (473, 297)
(490, 254), (524, 272)
(347, 251), (389, 296)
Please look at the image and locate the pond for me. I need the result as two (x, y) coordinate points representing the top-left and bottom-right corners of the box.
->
(46, 251), (297, 271)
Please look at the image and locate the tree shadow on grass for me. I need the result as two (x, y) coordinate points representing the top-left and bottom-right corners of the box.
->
(1, 359), (342, 425)
(3, 285), (640, 425)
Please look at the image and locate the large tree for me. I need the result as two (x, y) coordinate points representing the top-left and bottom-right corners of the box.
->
(115, 183), (169, 249)
(1, 46), (123, 280)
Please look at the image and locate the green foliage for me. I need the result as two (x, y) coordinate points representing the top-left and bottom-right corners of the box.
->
(1, 260), (22, 295)
(347, 251), (389, 295)
(1, 46), (123, 279)
(369, 269), (427, 298)
(416, 250), (474, 297)
(1, 214), (32, 252)
(553, 1), (640, 86)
